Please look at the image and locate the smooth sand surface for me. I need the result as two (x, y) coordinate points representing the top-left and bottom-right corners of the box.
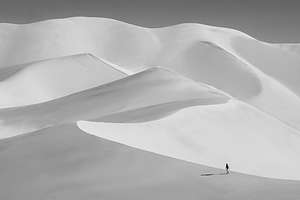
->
(0, 17), (299, 129)
(0, 53), (127, 107)
(0, 17), (299, 198)
(78, 100), (300, 180)
(0, 124), (299, 200)
(0, 67), (228, 138)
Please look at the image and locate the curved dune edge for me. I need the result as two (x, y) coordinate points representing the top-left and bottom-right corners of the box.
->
(0, 53), (127, 108)
(0, 50), (299, 131)
(0, 67), (229, 139)
(0, 17), (298, 90)
(0, 17), (299, 130)
(1, 124), (299, 199)
(0, 17), (297, 92)
(0, 17), (299, 181)
(78, 99), (300, 180)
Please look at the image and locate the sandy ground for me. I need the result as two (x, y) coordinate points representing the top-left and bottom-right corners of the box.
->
(0, 17), (299, 198)
(79, 100), (300, 180)
(0, 124), (299, 200)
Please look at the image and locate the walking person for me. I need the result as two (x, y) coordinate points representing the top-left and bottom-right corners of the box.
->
(225, 163), (230, 174)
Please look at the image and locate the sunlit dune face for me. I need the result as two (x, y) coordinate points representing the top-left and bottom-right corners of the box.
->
(0, 17), (299, 182)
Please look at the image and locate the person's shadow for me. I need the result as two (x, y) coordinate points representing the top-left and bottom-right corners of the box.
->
(200, 172), (228, 176)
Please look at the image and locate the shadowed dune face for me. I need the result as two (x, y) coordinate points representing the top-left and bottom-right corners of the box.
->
(1, 125), (300, 200)
(0, 17), (299, 184)
(0, 18), (298, 123)
(0, 54), (127, 107)
(0, 21), (93, 67)
(0, 68), (229, 138)
(84, 20), (161, 69)
(0, 18), (160, 71)
(156, 41), (261, 99)
(2, 17), (299, 131)
(0, 18), (294, 101)
(232, 37), (300, 96)
(0, 19), (261, 100)
(95, 98), (226, 123)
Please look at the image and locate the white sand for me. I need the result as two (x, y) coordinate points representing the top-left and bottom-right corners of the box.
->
(0, 17), (299, 129)
(78, 99), (300, 180)
(1, 124), (299, 200)
(0, 53), (127, 107)
(0, 67), (228, 138)
(0, 17), (299, 197)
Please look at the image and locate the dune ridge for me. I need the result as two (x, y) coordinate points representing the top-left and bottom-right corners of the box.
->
(0, 53), (127, 107)
(0, 17), (299, 183)
(0, 67), (228, 138)
(0, 17), (299, 130)
(78, 99), (300, 180)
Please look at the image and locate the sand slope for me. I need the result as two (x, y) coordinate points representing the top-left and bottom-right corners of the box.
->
(0, 17), (299, 130)
(0, 17), (299, 190)
(0, 53), (127, 107)
(78, 99), (300, 180)
(0, 124), (299, 200)
(0, 67), (228, 138)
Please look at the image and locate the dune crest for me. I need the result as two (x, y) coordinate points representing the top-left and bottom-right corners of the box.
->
(0, 17), (299, 182)
(0, 67), (228, 138)
(0, 53), (127, 107)
(78, 99), (300, 180)
(0, 17), (299, 130)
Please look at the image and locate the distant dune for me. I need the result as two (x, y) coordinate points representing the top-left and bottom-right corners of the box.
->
(0, 53), (127, 107)
(0, 17), (299, 130)
(0, 17), (299, 198)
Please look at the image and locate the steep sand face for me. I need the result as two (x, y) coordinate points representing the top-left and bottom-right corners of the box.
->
(149, 40), (262, 99)
(0, 67), (228, 138)
(78, 99), (300, 180)
(249, 77), (300, 130)
(0, 18), (159, 70)
(231, 37), (300, 96)
(0, 17), (299, 130)
(0, 124), (299, 200)
(0, 54), (127, 107)
(0, 17), (299, 184)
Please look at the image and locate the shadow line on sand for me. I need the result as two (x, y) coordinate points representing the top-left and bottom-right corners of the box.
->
(200, 172), (228, 176)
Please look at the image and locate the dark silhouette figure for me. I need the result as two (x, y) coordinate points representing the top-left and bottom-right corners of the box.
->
(200, 164), (231, 177)
(225, 163), (230, 174)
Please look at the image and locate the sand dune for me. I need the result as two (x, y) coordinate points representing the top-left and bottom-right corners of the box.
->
(231, 38), (300, 96)
(0, 67), (228, 138)
(1, 124), (299, 200)
(0, 53), (127, 107)
(0, 16), (299, 190)
(78, 99), (300, 180)
(0, 17), (299, 130)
